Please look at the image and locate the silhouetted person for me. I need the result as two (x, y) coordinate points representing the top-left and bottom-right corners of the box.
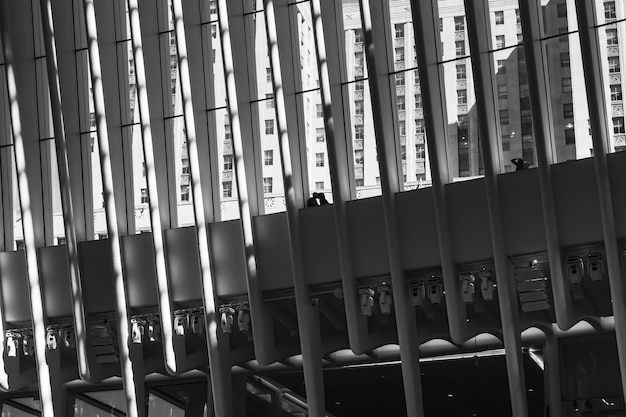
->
(511, 158), (529, 171)
(317, 192), (329, 205)
(306, 192), (319, 207)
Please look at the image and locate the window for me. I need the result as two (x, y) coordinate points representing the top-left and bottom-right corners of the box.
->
(496, 59), (506, 74)
(439, 18), (443, 31)
(263, 177), (273, 194)
(355, 52), (364, 67)
(316, 104), (323, 117)
(223, 181), (232, 198)
(264, 150), (273, 166)
(455, 41), (466, 56)
(356, 179), (364, 187)
(415, 119), (425, 134)
(495, 35), (505, 49)
(560, 53), (570, 67)
(265, 119), (274, 134)
(499, 110), (509, 125)
(515, 9), (521, 24)
(209, 0), (217, 14)
(611, 84), (623, 101)
(399, 120), (406, 136)
(211, 24), (217, 39)
(315, 181), (324, 190)
(355, 125), (364, 140)
(605, 1), (616, 20)
(395, 47), (405, 62)
(355, 79), (364, 91)
(354, 29), (363, 43)
(355, 100), (364, 116)
(141, 188), (148, 204)
(316, 128), (325, 142)
(563, 103), (573, 118)
(395, 73), (405, 87)
(565, 128), (575, 145)
(266, 67), (271, 82)
(457, 89), (467, 105)
(557, 3), (567, 18)
(89, 112), (96, 129)
(355, 150), (364, 165)
(316, 152), (325, 167)
(614, 117), (625, 134)
(517, 33), (523, 43)
(415, 94), (422, 108)
(397, 95), (406, 110)
(266, 94), (274, 108)
(495, 11), (504, 25)
(180, 185), (190, 201)
(502, 135), (510, 151)
(224, 124), (231, 140)
(181, 158), (190, 174)
(562, 77), (572, 93)
(395, 23), (404, 38)
(606, 28), (619, 45)
(414, 70), (420, 85)
(223, 155), (233, 170)
(416, 144), (425, 159)
(456, 64), (467, 79)
(454, 16), (465, 31)
(498, 84), (508, 99)
(401, 145), (406, 160)
(608, 56), (621, 73)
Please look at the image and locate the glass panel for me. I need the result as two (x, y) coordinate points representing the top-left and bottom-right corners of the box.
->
(35, 58), (54, 140)
(148, 393), (184, 417)
(118, 40), (137, 127)
(597, 19), (626, 153)
(492, 45), (537, 172)
(161, 32), (182, 118)
(392, 71), (432, 190)
(203, 21), (226, 110)
(125, 125), (149, 232)
(254, 102), (286, 214)
(543, 33), (591, 162)
(291, 1), (320, 92)
(87, 133), (106, 240)
(442, 60), (483, 180)
(342, 0), (382, 198)
(439, 4), (469, 62)
(74, 399), (116, 417)
(246, 12), (272, 102)
(541, 0), (578, 39)
(84, 390), (127, 413)
(488, 3), (522, 48)
(300, 89), (333, 201)
(210, 108), (240, 221)
(10, 149), (22, 250)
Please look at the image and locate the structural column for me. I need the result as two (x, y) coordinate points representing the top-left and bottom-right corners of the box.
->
(464, 1), (528, 416)
(359, 0), (424, 415)
(576, 0), (626, 402)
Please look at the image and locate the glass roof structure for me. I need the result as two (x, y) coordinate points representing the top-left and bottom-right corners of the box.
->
(0, 0), (625, 416)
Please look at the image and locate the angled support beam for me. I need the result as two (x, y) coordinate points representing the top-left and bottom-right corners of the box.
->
(464, 1), (528, 416)
(126, 0), (177, 377)
(0, 0), (61, 413)
(519, 0), (574, 330)
(171, 2), (233, 416)
(265, 1), (326, 416)
(575, 0), (626, 402)
(312, 0), (369, 355)
(40, 0), (92, 388)
(220, 0), (276, 367)
(410, 0), (468, 342)
(81, 1), (143, 415)
(359, 0), (423, 415)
